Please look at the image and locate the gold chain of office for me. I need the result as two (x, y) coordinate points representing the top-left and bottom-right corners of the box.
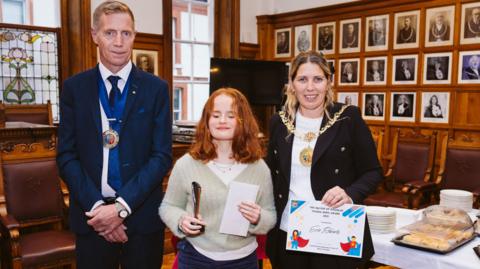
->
(279, 105), (350, 166)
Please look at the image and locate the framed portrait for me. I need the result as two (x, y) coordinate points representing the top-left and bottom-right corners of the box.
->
(392, 54), (418, 85)
(316, 22), (335, 55)
(420, 92), (450, 124)
(275, 28), (291, 58)
(458, 50), (480, 84)
(338, 58), (360, 86)
(364, 56), (387, 85)
(294, 25), (312, 56)
(132, 49), (159, 76)
(340, 18), (361, 53)
(327, 59), (335, 85)
(365, 14), (389, 51)
(461, 2), (480, 44)
(394, 10), (420, 49)
(337, 92), (359, 107)
(425, 6), (455, 47)
(362, 92), (385, 121)
(423, 52), (452, 85)
(390, 92), (416, 122)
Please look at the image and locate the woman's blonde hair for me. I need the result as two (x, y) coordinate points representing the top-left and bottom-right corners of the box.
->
(283, 50), (334, 123)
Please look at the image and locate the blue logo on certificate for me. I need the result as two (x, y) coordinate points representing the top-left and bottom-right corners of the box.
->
(286, 201), (366, 258)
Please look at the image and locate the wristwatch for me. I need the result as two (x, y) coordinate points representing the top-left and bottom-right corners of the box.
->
(115, 201), (129, 219)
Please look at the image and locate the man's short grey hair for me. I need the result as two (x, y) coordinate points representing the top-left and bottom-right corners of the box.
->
(92, 1), (135, 30)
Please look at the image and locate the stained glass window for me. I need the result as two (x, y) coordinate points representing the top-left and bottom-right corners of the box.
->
(0, 26), (59, 121)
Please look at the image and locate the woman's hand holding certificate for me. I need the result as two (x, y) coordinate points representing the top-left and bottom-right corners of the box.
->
(321, 186), (353, 208)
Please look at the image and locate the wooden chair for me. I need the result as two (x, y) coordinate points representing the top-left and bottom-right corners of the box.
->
(370, 127), (384, 163)
(435, 135), (480, 209)
(0, 143), (75, 269)
(364, 129), (437, 209)
(3, 100), (53, 125)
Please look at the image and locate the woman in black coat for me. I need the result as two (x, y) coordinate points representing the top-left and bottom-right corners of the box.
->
(266, 51), (383, 269)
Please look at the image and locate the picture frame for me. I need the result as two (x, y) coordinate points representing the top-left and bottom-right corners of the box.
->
(275, 28), (291, 58)
(420, 91), (450, 124)
(340, 18), (361, 53)
(294, 25), (312, 56)
(364, 56), (387, 85)
(132, 49), (159, 76)
(390, 92), (416, 122)
(337, 92), (359, 107)
(365, 14), (389, 51)
(362, 92), (385, 121)
(394, 10), (420, 49)
(327, 59), (335, 85)
(461, 2), (480, 45)
(423, 52), (452, 85)
(458, 50), (480, 84)
(338, 58), (360, 86)
(392, 54), (418, 85)
(316, 22), (335, 55)
(425, 5), (455, 47)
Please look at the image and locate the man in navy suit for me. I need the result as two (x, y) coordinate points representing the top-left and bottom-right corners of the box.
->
(56, 1), (172, 268)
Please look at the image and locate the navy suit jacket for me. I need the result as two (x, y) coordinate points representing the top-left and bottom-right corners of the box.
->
(57, 65), (172, 235)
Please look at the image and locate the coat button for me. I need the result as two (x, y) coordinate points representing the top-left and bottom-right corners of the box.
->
(341, 146), (346, 152)
(278, 194), (283, 199)
(275, 169), (279, 174)
(335, 169), (339, 174)
(274, 149), (278, 154)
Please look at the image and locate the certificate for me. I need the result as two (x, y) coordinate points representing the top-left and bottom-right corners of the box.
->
(286, 200), (366, 258)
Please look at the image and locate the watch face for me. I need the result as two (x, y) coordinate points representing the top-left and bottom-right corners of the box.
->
(119, 210), (128, 218)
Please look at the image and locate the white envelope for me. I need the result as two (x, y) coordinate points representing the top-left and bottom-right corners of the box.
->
(219, 181), (259, 237)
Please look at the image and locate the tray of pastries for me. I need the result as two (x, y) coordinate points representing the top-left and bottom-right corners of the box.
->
(392, 205), (476, 254)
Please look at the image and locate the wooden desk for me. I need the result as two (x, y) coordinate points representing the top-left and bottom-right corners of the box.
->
(0, 121), (57, 152)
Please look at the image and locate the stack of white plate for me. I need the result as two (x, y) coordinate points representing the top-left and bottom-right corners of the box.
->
(367, 206), (396, 234)
(439, 189), (473, 212)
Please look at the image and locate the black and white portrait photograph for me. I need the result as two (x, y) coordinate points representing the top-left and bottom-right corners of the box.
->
(423, 52), (452, 84)
(317, 22), (335, 54)
(461, 2), (480, 44)
(337, 92), (359, 107)
(275, 28), (291, 58)
(362, 92), (385, 121)
(392, 54), (418, 85)
(340, 18), (361, 53)
(421, 92), (450, 124)
(338, 58), (360, 86)
(132, 49), (158, 76)
(327, 59), (335, 85)
(394, 10), (420, 49)
(458, 50), (480, 84)
(366, 14), (389, 51)
(364, 56), (387, 85)
(294, 25), (312, 56)
(390, 92), (416, 122)
(425, 6), (455, 47)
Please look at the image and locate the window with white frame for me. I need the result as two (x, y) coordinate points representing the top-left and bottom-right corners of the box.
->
(173, 87), (182, 121)
(172, 0), (213, 121)
(2, 0), (26, 24)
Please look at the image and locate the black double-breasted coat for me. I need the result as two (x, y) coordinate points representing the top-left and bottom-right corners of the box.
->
(265, 103), (383, 268)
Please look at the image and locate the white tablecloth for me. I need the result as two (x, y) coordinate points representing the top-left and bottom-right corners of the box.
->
(370, 207), (480, 269)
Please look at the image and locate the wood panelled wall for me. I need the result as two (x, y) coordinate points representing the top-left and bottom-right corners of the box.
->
(254, 0), (480, 169)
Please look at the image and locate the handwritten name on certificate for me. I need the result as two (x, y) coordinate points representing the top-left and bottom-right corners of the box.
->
(286, 200), (366, 258)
